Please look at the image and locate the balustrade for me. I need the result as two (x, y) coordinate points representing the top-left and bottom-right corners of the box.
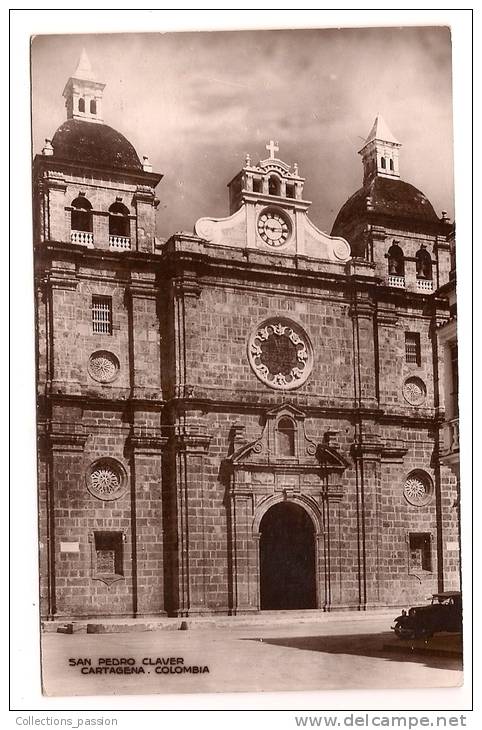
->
(388, 275), (405, 289)
(71, 230), (94, 247)
(417, 278), (433, 292)
(109, 235), (131, 251)
(442, 418), (459, 455)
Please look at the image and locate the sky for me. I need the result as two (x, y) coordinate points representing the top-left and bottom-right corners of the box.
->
(31, 27), (455, 239)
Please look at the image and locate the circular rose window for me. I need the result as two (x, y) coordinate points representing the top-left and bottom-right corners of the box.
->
(402, 376), (427, 406)
(247, 318), (313, 390)
(88, 350), (120, 383)
(86, 458), (127, 501)
(403, 471), (433, 507)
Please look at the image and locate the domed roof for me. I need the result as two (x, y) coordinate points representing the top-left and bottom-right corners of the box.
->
(331, 176), (439, 235)
(51, 119), (143, 172)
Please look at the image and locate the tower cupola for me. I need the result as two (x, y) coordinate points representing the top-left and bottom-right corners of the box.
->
(62, 49), (106, 124)
(227, 140), (306, 215)
(359, 114), (401, 185)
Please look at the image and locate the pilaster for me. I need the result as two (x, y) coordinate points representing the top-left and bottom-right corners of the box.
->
(171, 419), (212, 616)
(126, 427), (167, 616)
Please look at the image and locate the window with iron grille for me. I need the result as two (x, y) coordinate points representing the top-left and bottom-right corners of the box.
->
(405, 332), (421, 365)
(92, 296), (112, 335)
(409, 532), (432, 572)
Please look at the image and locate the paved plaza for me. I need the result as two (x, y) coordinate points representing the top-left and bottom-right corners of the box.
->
(41, 615), (462, 697)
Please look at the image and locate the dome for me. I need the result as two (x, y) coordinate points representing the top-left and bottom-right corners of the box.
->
(51, 119), (143, 172)
(331, 176), (439, 236)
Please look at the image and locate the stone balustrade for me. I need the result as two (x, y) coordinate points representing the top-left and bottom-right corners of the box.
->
(417, 278), (433, 292)
(109, 235), (131, 251)
(71, 230), (94, 247)
(442, 417), (459, 455)
(388, 275), (405, 289)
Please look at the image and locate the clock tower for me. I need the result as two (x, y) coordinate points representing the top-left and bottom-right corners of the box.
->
(196, 141), (350, 262)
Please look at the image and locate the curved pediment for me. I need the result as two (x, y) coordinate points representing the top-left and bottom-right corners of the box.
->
(227, 406), (348, 475)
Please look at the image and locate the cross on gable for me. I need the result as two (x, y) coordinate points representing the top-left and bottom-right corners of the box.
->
(266, 139), (279, 159)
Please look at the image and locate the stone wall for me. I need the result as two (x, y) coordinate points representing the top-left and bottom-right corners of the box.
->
(36, 189), (458, 620)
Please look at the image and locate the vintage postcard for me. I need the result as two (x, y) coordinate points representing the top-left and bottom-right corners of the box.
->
(30, 25), (462, 698)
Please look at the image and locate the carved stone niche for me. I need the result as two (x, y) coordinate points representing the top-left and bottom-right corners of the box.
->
(225, 404), (349, 501)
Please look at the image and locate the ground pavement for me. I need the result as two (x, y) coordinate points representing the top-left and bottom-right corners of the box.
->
(41, 615), (463, 697)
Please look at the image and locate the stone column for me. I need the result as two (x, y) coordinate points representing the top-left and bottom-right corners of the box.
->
(47, 262), (80, 397)
(46, 422), (88, 618)
(170, 273), (202, 400)
(43, 171), (67, 242)
(172, 420), (212, 616)
(229, 481), (258, 614)
(127, 427), (167, 616)
(127, 273), (161, 400)
(134, 186), (158, 253)
(350, 438), (382, 609)
(348, 289), (377, 408)
(322, 481), (345, 609)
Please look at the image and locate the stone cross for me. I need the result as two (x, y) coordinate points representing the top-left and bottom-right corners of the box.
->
(266, 140), (279, 159)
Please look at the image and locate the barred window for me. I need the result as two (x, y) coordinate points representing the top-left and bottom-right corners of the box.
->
(405, 332), (421, 365)
(94, 531), (123, 578)
(92, 296), (112, 335)
(409, 532), (432, 572)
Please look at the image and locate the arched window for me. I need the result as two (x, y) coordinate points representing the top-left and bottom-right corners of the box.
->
(381, 157), (386, 169)
(71, 195), (93, 232)
(78, 97), (85, 113)
(268, 175), (281, 196)
(90, 99), (97, 115)
(276, 417), (296, 457)
(387, 243), (404, 276)
(389, 158), (394, 171)
(416, 247), (433, 279)
(108, 201), (130, 238)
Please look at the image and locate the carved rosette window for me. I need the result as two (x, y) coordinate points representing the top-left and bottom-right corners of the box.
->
(247, 318), (313, 390)
(402, 376), (427, 406)
(88, 350), (120, 383)
(403, 471), (433, 507)
(86, 458), (127, 501)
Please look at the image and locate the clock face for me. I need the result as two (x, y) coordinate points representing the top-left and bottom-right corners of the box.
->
(257, 210), (291, 247)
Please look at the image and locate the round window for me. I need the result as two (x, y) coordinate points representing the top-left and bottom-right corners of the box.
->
(402, 376), (427, 406)
(403, 470), (433, 507)
(86, 458), (127, 501)
(247, 318), (313, 390)
(88, 350), (120, 383)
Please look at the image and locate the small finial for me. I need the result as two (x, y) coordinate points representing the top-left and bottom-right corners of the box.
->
(142, 155), (152, 172)
(245, 153), (251, 166)
(42, 138), (54, 156)
(293, 162), (299, 176)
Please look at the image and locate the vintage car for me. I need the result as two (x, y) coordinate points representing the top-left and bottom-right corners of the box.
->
(392, 591), (462, 640)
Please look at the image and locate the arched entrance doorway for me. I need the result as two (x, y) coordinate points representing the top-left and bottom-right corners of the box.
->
(259, 501), (316, 610)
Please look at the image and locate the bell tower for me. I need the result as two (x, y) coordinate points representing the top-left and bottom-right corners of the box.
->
(227, 139), (306, 215)
(195, 140), (351, 262)
(62, 49), (106, 124)
(359, 114), (401, 185)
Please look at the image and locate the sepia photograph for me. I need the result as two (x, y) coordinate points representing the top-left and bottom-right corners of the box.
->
(26, 20), (465, 701)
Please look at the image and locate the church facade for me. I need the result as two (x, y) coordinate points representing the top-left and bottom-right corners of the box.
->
(34, 54), (460, 620)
